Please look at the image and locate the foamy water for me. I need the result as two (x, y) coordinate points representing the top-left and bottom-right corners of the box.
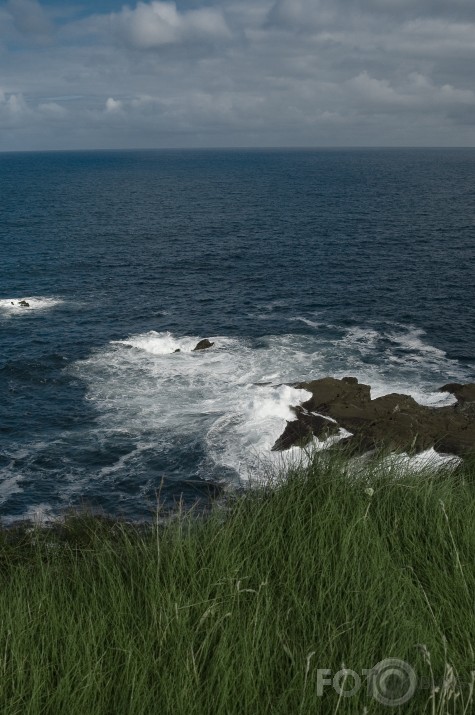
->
(1, 317), (470, 524)
(73, 325), (466, 482)
(0, 297), (63, 316)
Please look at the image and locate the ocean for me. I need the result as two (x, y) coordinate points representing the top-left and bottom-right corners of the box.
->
(1, 148), (474, 523)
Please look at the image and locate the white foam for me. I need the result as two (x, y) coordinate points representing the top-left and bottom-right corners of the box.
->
(0, 473), (24, 504)
(20, 503), (58, 524)
(341, 326), (382, 355)
(0, 296), (63, 316)
(388, 326), (447, 358)
(1, 503), (60, 527)
(368, 381), (457, 407)
(205, 383), (311, 476)
(330, 323), (466, 406)
(381, 448), (461, 474)
(115, 330), (202, 355)
(73, 335), (313, 482)
(289, 316), (325, 329)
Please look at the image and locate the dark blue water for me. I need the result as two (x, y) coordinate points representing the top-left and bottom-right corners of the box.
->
(1, 149), (474, 522)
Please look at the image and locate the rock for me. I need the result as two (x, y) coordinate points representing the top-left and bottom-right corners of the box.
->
(439, 383), (475, 404)
(173, 349), (181, 353)
(294, 376), (371, 412)
(439, 383), (475, 417)
(272, 408), (339, 451)
(193, 339), (214, 351)
(273, 376), (475, 457)
(18, 300), (30, 307)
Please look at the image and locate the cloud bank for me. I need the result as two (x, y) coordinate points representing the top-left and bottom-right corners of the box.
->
(0, 0), (474, 150)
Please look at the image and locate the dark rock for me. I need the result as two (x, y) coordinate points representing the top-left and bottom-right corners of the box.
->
(272, 421), (313, 451)
(19, 300), (30, 307)
(439, 383), (475, 404)
(274, 376), (475, 457)
(193, 339), (214, 351)
(272, 409), (339, 451)
(295, 376), (371, 412)
(173, 349), (181, 353)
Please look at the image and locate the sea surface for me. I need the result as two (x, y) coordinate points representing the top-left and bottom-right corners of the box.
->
(1, 148), (474, 523)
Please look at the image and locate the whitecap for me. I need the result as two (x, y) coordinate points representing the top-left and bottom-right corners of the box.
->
(0, 296), (63, 317)
(289, 316), (325, 329)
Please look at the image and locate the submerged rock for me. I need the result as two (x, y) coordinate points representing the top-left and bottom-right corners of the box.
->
(193, 339), (214, 351)
(272, 376), (475, 457)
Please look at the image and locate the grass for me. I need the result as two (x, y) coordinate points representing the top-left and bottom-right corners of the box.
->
(0, 449), (474, 714)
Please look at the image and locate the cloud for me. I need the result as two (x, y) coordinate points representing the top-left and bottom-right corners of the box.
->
(0, 0), (474, 149)
(111, 1), (230, 49)
(0, 89), (29, 118)
(38, 101), (68, 118)
(267, 0), (475, 26)
(6, 0), (52, 38)
(105, 97), (123, 112)
(349, 71), (475, 111)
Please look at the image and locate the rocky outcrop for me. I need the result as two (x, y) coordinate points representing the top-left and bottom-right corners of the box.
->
(19, 300), (30, 307)
(439, 383), (475, 417)
(272, 376), (475, 457)
(439, 383), (475, 404)
(193, 339), (214, 351)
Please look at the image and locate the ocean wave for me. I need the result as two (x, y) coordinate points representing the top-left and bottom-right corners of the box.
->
(70, 325), (469, 485)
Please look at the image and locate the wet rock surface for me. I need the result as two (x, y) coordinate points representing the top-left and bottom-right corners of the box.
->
(193, 339), (214, 351)
(273, 377), (475, 457)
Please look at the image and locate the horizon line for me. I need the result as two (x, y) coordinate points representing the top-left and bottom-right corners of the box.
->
(1, 145), (475, 155)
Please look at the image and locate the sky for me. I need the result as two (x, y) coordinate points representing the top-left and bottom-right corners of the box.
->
(0, 0), (474, 150)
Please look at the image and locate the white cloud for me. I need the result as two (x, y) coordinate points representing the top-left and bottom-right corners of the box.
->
(349, 71), (475, 111)
(349, 72), (403, 105)
(111, 1), (230, 49)
(105, 97), (123, 112)
(0, 89), (30, 122)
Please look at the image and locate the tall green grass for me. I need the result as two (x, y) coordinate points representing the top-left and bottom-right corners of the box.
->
(0, 451), (474, 714)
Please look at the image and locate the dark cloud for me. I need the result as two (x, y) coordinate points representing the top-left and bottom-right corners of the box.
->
(6, 0), (53, 37)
